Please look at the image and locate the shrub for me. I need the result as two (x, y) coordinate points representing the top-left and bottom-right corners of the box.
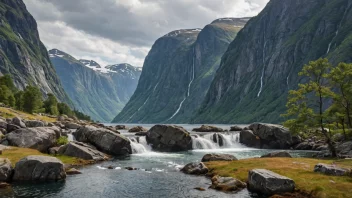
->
(57, 136), (69, 146)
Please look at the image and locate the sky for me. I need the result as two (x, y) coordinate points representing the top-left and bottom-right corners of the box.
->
(23, 0), (269, 67)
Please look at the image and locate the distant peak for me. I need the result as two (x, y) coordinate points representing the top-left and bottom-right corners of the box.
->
(79, 59), (101, 68)
(211, 17), (251, 27)
(106, 63), (142, 73)
(164, 28), (202, 37)
(48, 49), (69, 58)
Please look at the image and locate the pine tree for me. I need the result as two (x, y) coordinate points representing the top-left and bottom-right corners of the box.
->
(22, 86), (43, 113)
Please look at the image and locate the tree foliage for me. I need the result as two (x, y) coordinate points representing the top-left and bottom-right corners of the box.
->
(284, 59), (352, 157)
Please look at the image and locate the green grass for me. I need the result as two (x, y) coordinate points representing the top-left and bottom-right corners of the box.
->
(206, 158), (352, 198)
(1, 147), (92, 167)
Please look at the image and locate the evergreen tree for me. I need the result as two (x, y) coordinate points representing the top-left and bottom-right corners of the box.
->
(44, 93), (59, 115)
(284, 58), (337, 157)
(22, 86), (43, 113)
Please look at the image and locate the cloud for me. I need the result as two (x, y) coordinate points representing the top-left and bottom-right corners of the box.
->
(23, 0), (269, 66)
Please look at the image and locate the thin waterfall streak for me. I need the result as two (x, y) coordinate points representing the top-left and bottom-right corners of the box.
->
(257, 40), (267, 97)
(128, 82), (160, 121)
(166, 48), (196, 122)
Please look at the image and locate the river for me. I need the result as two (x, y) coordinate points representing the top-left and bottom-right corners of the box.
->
(1, 124), (317, 198)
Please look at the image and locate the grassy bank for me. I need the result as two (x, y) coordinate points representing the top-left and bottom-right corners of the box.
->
(1, 147), (93, 167)
(0, 107), (56, 122)
(205, 158), (352, 198)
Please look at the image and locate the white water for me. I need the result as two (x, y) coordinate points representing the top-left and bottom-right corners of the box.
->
(257, 40), (267, 97)
(166, 49), (196, 121)
(326, 30), (338, 54)
(67, 134), (75, 142)
(129, 132), (244, 154)
(128, 82), (160, 121)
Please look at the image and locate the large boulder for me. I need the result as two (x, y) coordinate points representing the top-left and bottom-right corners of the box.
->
(314, 163), (350, 176)
(13, 156), (66, 181)
(294, 141), (314, 150)
(6, 127), (59, 152)
(192, 125), (224, 132)
(201, 154), (238, 162)
(230, 126), (243, 131)
(240, 130), (261, 148)
(146, 125), (192, 152)
(73, 125), (131, 155)
(25, 120), (45, 128)
(12, 117), (26, 128)
(247, 123), (293, 149)
(58, 141), (107, 161)
(261, 151), (292, 158)
(115, 125), (127, 130)
(336, 141), (352, 158)
(0, 120), (7, 130)
(210, 176), (246, 192)
(181, 162), (208, 175)
(248, 169), (295, 195)
(6, 124), (21, 133)
(0, 158), (13, 182)
(128, 126), (147, 133)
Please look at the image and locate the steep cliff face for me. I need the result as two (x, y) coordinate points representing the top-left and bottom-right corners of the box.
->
(113, 18), (249, 123)
(49, 49), (141, 122)
(195, 0), (352, 124)
(0, 0), (70, 103)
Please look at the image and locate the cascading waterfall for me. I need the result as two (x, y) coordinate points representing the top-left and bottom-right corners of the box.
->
(67, 134), (75, 142)
(326, 4), (350, 55)
(128, 82), (160, 121)
(166, 49), (196, 122)
(191, 132), (242, 150)
(129, 136), (151, 154)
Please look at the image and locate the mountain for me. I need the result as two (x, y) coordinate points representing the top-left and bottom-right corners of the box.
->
(113, 18), (250, 123)
(194, 0), (352, 124)
(49, 49), (141, 122)
(0, 0), (70, 103)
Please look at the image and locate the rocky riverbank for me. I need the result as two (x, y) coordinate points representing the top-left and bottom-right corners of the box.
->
(181, 153), (352, 197)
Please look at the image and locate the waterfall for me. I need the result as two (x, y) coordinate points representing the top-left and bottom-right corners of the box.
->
(326, 4), (350, 55)
(67, 134), (75, 142)
(129, 137), (150, 154)
(128, 82), (160, 121)
(257, 39), (267, 97)
(166, 48), (196, 122)
(191, 132), (242, 150)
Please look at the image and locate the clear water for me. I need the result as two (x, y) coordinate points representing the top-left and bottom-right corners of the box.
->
(1, 124), (317, 198)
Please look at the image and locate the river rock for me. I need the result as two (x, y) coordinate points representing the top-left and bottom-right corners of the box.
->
(13, 156), (66, 181)
(6, 127), (59, 152)
(135, 132), (147, 136)
(128, 126), (147, 133)
(248, 123), (293, 149)
(146, 125), (192, 152)
(58, 141), (106, 161)
(73, 125), (131, 155)
(248, 169), (295, 195)
(181, 162), (208, 175)
(202, 154), (238, 162)
(49, 147), (61, 155)
(314, 163), (350, 176)
(212, 133), (224, 147)
(115, 125), (127, 130)
(65, 122), (81, 130)
(192, 125), (224, 132)
(0, 182), (10, 188)
(12, 117), (26, 128)
(336, 141), (352, 158)
(0, 120), (7, 130)
(25, 120), (45, 128)
(0, 158), (13, 182)
(6, 124), (21, 133)
(240, 130), (261, 148)
(210, 176), (246, 192)
(261, 151), (292, 158)
(230, 126), (243, 131)
(66, 168), (82, 175)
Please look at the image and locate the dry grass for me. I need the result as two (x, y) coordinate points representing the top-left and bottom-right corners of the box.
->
(205, 158), (352, 198)
(0, 107), (56, 122)
(1, 147), (92, 167)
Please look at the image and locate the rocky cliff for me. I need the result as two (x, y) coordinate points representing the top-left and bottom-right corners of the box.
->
(113, 18), (249, 123)
(0, 0), (70, 103)
(49, 49), (141, 122)
(194, 0), (352, 124)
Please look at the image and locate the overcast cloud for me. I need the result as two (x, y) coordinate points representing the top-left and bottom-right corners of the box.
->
(23, 0), (269, 67)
